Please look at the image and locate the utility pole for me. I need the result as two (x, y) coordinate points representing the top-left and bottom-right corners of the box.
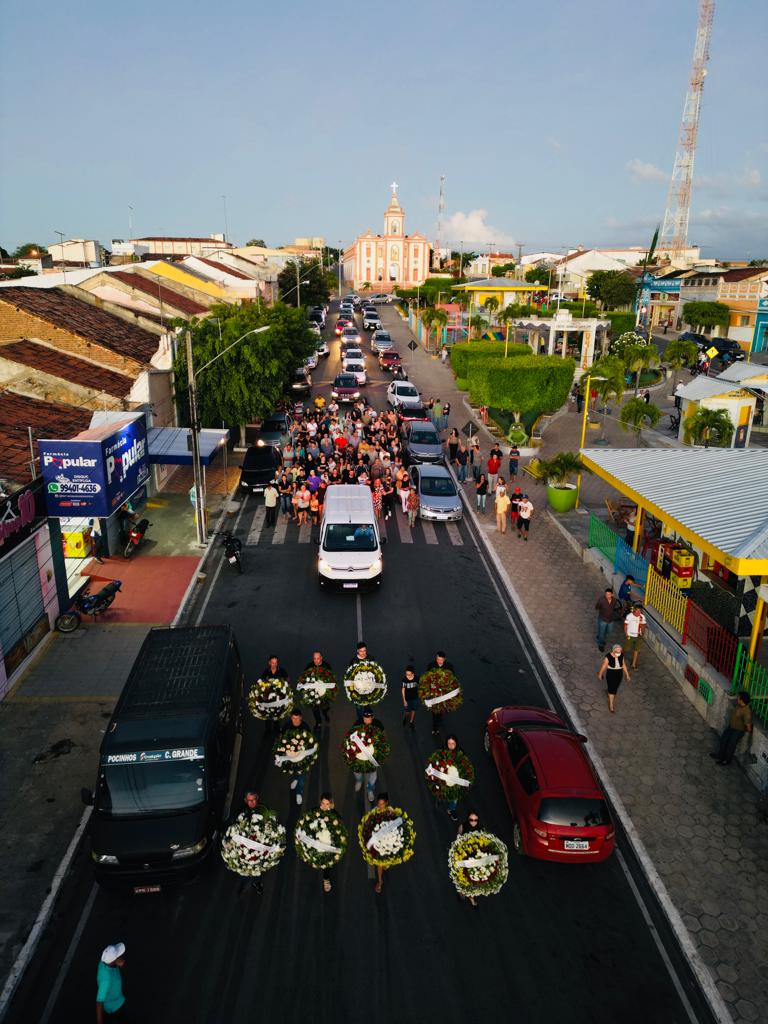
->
(338, 240), (343, 297)
(433, 174), (445, 271)
(185, 330), (206, 546)
(55, 231), (67, 285)
(296, 261), (301, 308)
(458, 239), (464, 279)
(222, 195), (229, 242)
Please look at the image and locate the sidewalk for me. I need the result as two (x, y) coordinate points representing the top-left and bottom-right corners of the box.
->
(399, 326), (768, 1024)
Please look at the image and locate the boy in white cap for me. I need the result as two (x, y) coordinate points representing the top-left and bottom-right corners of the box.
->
(97, 943), (126, 1022)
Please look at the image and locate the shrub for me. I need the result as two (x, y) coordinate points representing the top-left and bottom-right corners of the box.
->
(455, 377), (468, 391)
(466, 356), (575, 414)
(450, 341), (531, 379)
(604, 312), (636, 337)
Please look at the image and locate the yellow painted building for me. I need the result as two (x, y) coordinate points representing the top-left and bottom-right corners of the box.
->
(452, 278), (549, 308)
(143, 261), (231, 301)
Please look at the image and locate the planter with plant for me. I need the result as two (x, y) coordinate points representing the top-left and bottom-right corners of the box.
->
(535, 452), (589, 513)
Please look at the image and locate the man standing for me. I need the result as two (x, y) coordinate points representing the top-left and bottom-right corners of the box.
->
(240, 791), (265, 894)
(281, 707), (314, 805)
(96, 944), (126, 1023)
(259, 655), (289, 733)
(406, 485), (420, 528)
(508, 446), (519, 482)
(710, 692), (753, 766)
(352, 709), (385, 802)
(516, 494), (534, 540)
(426, 651), (456, 735)
(623, 603), (647, 670)
(304, 650), (333, 730)
(595, 588), (619, 652)
(263, 480), (279, 528)
(456, 441), (469, 482)
(495, 486), (511, 533)
(487, 447), (502, 493)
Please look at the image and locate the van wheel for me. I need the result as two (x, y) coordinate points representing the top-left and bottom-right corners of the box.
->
(512, 822), (526, 856)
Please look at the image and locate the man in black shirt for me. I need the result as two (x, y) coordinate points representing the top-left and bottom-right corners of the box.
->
(259, 655), (289, 732)
(426, 650), (456, 735)
(303, 650), (333, 730)
(351, 708), (385, 803)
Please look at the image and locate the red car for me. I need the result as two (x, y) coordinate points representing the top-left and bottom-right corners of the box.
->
(379, 350), (402, 372)
(334, 315), (353, 335)
(484, 706), (615, 862)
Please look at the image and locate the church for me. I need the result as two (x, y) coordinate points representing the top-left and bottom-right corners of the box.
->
(342, 185), (431, 292)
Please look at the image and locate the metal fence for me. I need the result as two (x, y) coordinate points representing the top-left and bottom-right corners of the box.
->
(731, 645), (768, 726)
(588, 515), (618, 564)
(614, 536), (650, 587)
(683, 600), (740, 680)
(646, 565), (689, 635)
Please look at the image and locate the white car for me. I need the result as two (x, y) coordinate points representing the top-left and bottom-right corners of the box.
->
(344, 360), (367, 385)
(363, 310), (382, 330)
(340, 326), (362, 347)
(342, 347), (364, 368)
(387, 380), (421, 409)
(367, 293), (391, 304)
(316, 338), (329, 358)
(309, 322), (322, 336)
(305, 352), (319, 370)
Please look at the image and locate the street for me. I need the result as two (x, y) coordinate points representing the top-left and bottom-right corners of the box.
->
(5, 305), (711, 1024)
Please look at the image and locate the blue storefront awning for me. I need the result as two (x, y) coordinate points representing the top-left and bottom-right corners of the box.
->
(147, 427), (229, 466)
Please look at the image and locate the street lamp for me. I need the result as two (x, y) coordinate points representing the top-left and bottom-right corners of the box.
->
(185, 325), (270, 544)
(54, 230), (66, 284)
(338, 239), (343, 298)
(575, 372), (606, 508)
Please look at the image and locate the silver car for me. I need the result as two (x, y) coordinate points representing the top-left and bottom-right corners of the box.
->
(403, 421), (444, 465)
(387, 380), (421, 409)
(409, 464), (463, 521)
(370, 330), (394, 355)
(363, 310), (382, 330)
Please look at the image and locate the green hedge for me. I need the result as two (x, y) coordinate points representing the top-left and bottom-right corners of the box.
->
(450, 341), (531, 379)
(604, 312), (635, 337)
(466, 356), (575, 413)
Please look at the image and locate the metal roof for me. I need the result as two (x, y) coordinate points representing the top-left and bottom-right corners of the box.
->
(453, 278), (540, 289)
(147, 427), (229, 466)
(676, 377), (746, 400)
(579, 448), (768, 566)
(717, 363), (768, 383)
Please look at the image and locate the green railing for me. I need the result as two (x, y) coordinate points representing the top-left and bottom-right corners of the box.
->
(588, 515), (618, 564)
(731, 645), (768, 726)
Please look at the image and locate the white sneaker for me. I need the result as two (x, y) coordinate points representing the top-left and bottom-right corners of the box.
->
(354, 780), (362, 792)
(296, 793), (303, 805)
(290, 779), (298, 790)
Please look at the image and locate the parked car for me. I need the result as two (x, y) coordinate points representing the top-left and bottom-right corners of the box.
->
(484, 705), (615, 863)
(403, 421), (443, 464)
(370, 330), (394, 354)
(709, 338), (746, 362)
(309, 322), (322, 337)
(387, 380), (422, 409)
(397, 404), (430, 428)
(363, 310), (382, 330)
(341, 347), (364, 367)
(335, 315), (353, 335)
(240, 444), (283, 493)
(343, 360), (367, 386)
(408, 464), (462, 521)
(305, 351), (318, 370)
(679, 331), (709, 347)
(308, 311), (324, 329)
(309, 305), (326, 325)
(316, 338), (329, 358)
(379, 350), (402, 373)
(254, 411), (291, 448)
(291, 367), (311, 395)
(331, 373), (361, 402)
(367, 293), (391, 304)
(341, 325), (362, 347)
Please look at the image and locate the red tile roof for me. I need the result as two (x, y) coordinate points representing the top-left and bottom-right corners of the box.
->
(133, 236), (233, 244)
(0, 392), (91, 486)
(109, 271), (209, 315)
(0, 287), (159, 363)
(193, 257), (252, 280)
(721, 267), (768, 283)
(0, 340), (133, 397)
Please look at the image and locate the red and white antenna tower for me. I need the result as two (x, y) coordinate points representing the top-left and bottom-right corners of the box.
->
(659, 0), (714, 258)
(433, 174), (445, 269)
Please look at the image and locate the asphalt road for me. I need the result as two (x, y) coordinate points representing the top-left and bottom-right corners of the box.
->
(5, 304), (712, 1024)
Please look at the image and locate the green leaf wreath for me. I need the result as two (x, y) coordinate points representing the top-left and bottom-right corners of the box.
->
(341, 722), (390, 773)
(418, 667), (463, 713)
(272, 725), (319, 775)
(448, 831), (508, 897)
(295, 665), (338, 707)
(424, 747), (475, 802)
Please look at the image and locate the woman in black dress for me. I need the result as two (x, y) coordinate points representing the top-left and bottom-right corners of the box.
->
(597, 643), (630, 713)
(447, 428), (460, 465)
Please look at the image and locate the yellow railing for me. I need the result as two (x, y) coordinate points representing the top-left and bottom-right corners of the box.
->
(645, 565), (689, 635)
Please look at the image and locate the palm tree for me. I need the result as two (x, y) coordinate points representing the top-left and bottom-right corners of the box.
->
(663, 338), (698, 393)
(683, 407), (735, 448)
(431, 308), (448, 351)
(620, 396), (661, 442)
(624, 342), (660, 396)
(483, 296), (500, 325)
(361, 281), (371, 292)
(420, 307), (437, 349)
(536, 451), (587, 488)
(589, 356), (626, 441)
(469, 314), (486, 341)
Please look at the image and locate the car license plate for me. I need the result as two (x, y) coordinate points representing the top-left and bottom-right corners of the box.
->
(343, 582), (358, 589)
(133, 884), (161, 894)
(564, 839), (590, 850)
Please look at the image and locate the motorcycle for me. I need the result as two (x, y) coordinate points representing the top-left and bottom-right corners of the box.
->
(56, 580), (123, 632)
(219, 531), (243, 573)
(124, 518), (151, 559)
(668, 412), (681, 433)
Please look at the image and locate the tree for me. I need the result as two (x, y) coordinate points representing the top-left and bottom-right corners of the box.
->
(172, 302), (316, 446)
(420, 307), (447, 350)
(620, 396), (661, 442)
(245, 238), (267, 248)
(683, 407), (734, 448)
(588, 355), (626, 441)
(663, 338), (698, 392)
(0, 246), (9, 259)
(491, 262), (515, 277)
(525, 264), (551, 285)
(623, 341), (659, 396)
(587, 270), (636, 309)
(0, 266), (36, 279)
(13, 242), (48, 259)
(682, 301), (730, 333)
(277, 258), (330, 308)
(469, 314), (486, 340)
(483, 296), (500, 323)
(536, 451), (588, 488)
(360, 281), (371, 291)
(609, 330), (649, 361)
(451, 250), (477, 275)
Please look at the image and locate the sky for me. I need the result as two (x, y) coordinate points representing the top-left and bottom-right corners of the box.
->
(1, 0), (766, 260)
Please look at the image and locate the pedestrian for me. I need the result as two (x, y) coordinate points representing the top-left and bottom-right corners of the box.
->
(663, 319), (669, 335)
(447, 428), (460, 464)
(508, 446), (519, 481)
(470, 438), (483, 481)
(597, 643), (631, 713)
(239, 791), (265, 894)
(516, 493), (534, 540)
(278, 473), (293, 521)
(373, 792), (391, 894)
(441, 346), (448, 364)
(456, 441), (468, 482)
(710, 692), (753, 766)
(475, 473), (488, 514)
(401, 664), (419, 729)
(458, 810), (480, 835)
(282, 707), (314, 805)
(88, 518), (106, 563)
(318, 792), (338, 893)
(594, 588), (619, 652)
(624, 507), (637, 546)
(432, 397), (443, 428)
(296, 484), (311, 525)
(353, 709), (384, 802)
(486, 450), (501, 494)
(623, 603), (647, 670)
(617, 574), (638, 612)
(576, 388), (584, 414)
(642, 388), (651, 405)
(263, 480), (279, 527)
(495, 487), (511, 533)
(426, 651), (455, 735)
(396, 466), (410, 514)
(96, 943), (127, 1023)
(438, 734), (464, 821)
(442, 401), (451, 430)
(406, 485), (420, 528)
(304, 650), (333, 730)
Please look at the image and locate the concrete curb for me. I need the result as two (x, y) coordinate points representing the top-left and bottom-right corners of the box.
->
(456, 481), (733, 1024)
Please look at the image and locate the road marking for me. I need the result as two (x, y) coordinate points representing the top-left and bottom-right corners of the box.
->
(420, 520), (438, 545)
(38, 883), (98, 1024)
(246, 505), (266, 545)
(194, 495), (250, 627)
(298, 523), (312, 544)
(396, 513), (413, 543)
(272, 519), (288, 545)
(0, 808), (92, 1020)
(378, 517), (388, 540)
(446, 522), (463, 546)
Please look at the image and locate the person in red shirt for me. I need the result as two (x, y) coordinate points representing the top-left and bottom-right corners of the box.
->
(487, 453), (501, 493)
(334, 434), (349, 454)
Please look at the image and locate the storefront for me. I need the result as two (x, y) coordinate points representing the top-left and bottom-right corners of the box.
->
(0, 479), (60, 696)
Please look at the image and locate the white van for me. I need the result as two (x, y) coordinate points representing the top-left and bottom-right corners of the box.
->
(317, 485), (384, 589)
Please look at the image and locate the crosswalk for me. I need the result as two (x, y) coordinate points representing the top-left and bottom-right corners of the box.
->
(239, 500), (468, 549)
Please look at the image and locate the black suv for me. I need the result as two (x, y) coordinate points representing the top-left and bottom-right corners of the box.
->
(240, 445), (283, 494)
(709, 338), (745, 362)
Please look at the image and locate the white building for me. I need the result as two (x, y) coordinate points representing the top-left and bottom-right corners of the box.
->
(47, 238), (103, 267)
(552, 249), (630, 297)
(129, 234), (232, 257)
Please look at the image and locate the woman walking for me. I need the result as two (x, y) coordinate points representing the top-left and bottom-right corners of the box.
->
(401, 664), (419, 729)
(597, 643), (631, 713)
(447, 428), (460, 466)
(397, 466), (410, 514)
(475, 473), (488, 514)
(406, 485), (420, 528)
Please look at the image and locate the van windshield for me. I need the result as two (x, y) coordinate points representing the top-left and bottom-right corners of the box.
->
(98, 762), (206, 817)
(323, 523), (377, 552)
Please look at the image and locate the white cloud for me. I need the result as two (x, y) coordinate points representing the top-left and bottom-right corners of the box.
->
(546, 137), (562, 152)
(698, 167), (763, 198)
(739, 168), (762, 189)
(626, 158), (667, 184)
(443, 209), (515, 246)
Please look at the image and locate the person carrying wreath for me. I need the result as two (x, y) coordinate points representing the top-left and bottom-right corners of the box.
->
(426, 651), (455, 735)
(373, 792), (390, 895)
(239, 791), (265, 895)
(435, 734), (465, 822)
(352, 709), (385, 803)
(280, 707), (315, 804)
(259, 655), (289, 733)
(304, 650), (333, 730)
